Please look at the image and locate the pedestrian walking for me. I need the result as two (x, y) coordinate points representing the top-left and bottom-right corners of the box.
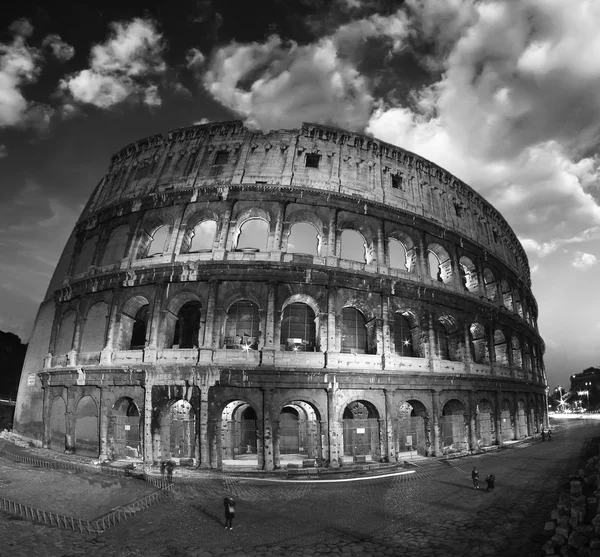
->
(541, 430), (546, 442)
(224, 497), (235, 530)
(472, 466), (480, 489)
(548, 429), (552, 441)
(485, 473), (495, 492)
(165, 460), (175, 484)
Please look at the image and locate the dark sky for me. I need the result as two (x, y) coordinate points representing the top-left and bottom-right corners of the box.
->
(1, 0), (599, 390)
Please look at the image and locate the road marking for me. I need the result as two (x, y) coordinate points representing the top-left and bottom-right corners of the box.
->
(226, 470), (416, 484)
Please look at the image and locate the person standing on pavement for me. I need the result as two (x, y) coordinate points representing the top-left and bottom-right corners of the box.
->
(548, 429), (552, 441)
(485, 473), (495, 492)
(224, 497), (235, 530)
(472, 466), (480, 489)
(541, 430), (546, 442)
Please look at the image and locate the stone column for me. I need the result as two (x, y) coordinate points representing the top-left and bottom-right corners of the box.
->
(68, 314), (83, 366)
(271, 202), (286, 253)
(209, 418), (219, 469)
(327, 208), (337, 257)
(513, 392), (521, 440)
(319, 419), (329, 465)
(42, 386), (52, 449)
(377, 221), (385, 267)
(488, 321), (496, 374)
(143, 382), (154, 464)
(64, 388), (77, 454)
(451, 245), (464, 290)
(468, 391), (478, 451)
(328, 388), (340, 467)
(147, 283), (166, 350)
(273, 419), (281, 469)
(476, 259), (486, 298)
(199, 386), (210, 468)
(381, 295), (391, 368)
(463, 321), (472, 373)
(416, 232), (428, 278)
(200, 280), (218, 361)
(494, 390), (502, 445)
(98, 388), (110, 461)
(427, 311), (437, 370)
(262, 282), (277, 366)
(101, 290), (120, 364)
(216, 203), (233, 252)
(326, 286), (337, 357)
(384, 389), (395, 462)
(262, 388), (275, 471)
(431, 390), (441, 456)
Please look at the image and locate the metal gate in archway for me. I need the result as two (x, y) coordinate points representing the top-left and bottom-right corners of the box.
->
(477, 413), (493, 446)
(343, 418), (379, 457)
(170, 419), (196, 458)
(441, 415), (467, 450)
(279, 412), (300, 454)
(109, 415), (141, 458)
(394, 416), (425, 455)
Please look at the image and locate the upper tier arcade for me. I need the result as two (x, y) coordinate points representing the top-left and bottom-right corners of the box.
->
(83, 121), (530, 285)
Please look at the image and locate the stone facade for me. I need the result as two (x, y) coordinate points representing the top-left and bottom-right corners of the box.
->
(14, 121), (548, 469)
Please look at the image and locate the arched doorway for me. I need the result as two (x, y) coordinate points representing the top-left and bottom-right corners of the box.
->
(50, 396), (66, 451)
(276, 402), (322, 467)
(108, 397), (141, 459)
(476, 399), (495, 447)
(343, 400), (380, 461)
(75, 395), (99, 457)
(500, 398), (514, 441)
(441, 399), (468, 452)
(166, 400), (196, 459)
(517, 399), (528, 438)
(221, 401), (259, 468)
(394, 400), (428, 457)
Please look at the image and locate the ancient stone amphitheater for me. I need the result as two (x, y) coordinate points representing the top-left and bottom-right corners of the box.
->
(14, 121), (547, 469)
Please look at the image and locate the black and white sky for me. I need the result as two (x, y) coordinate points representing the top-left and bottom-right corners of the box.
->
(1, 0), (599, 389)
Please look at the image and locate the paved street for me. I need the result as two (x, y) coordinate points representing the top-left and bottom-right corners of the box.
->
(1, 418), (597, 557)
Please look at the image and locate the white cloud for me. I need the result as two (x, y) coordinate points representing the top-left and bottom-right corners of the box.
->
(60, 18), (166, 109)
(194, 117), (210, 125)
(572, 252), (598, 270)
(42, 34), (75, 62)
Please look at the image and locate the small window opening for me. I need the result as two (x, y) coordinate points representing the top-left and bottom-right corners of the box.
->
(391, 174), (403, 190)
(305, 153), (321, 168)
(213, 151), (229, 165)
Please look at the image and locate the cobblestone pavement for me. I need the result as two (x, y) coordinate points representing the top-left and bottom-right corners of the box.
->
(0, 419), (591, 557)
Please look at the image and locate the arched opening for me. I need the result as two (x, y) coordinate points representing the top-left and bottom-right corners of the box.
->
(470, 323), (489, 364)
(459, 256), (478, 294)
(476, 399), (495, 447)
(435, 316), (460, 361)
(441, 399), (468, 452)
(173, 301), (202, 348)
(427, 244), (452, 284)
(188, 220), (217, 252)
(483, 268), (497, 301)
(221, 401), (259, 468)
(279, 406), (300, 454)
(280, 302), (316, 352)
(514, 291), (523, 318)
(343, 400), (380, 461)
(164, 399), (196, 459)
(117, 297), (150, 350)
(73, 236), (97, 275)
(517, 399), (528, 438)
(501, 280), (513, 311)
(50, 396), (66, 451)
(130, 304), (150, 349)
(108, 397), (141, 459)
(500, 398), (514, 441)
(511, 336), (522, 369)
(55, 311), (76, 356)
(340, 229), (366, 262)
(393, 400), (428, 457)
(80, 302), (109, 353)
(389, 238), (408, 271)
(393, 312), (414, 356)
(277, 401), (322, 467)
(236, 219), (268, 251)
(100, 225), (129, 266)
(223, 300), (261, 349)
(494, 329), (509, 367)
(341, 307), (367, 354)
(428, 251), (442, 281)
(287, 223), (319, 256)
(146, 226), (170, 257)
(75, 395), (99, 457)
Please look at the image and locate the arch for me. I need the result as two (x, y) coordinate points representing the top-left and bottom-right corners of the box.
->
(223, 300), (261, 349)
(394, 399), (429, 457)
(393, 311), (415, 356)
(494, 329), (509, 366)
(235, 218), (269, 251)
(186, 219), (218, 253)
(469, 322), (489, 364)
(108, 397), (141, 459)
(435, 315), (460, 361)
(387, 228), (416, 273)
(172, 301), (202, 348)
(341, 307), (367, 354)
(280, 302), (316, 352)
(340, 229), (367, 263)
(75, 395), (99, 457)
(476, 398), (495, 447)
(501, 279), (513, 311)
(80, 302), (109, 353)
(459, 256), (478, 294)
(50, 395), (66, 451)
(286, 222), (320, 256)
(342, 400), (380, 461)
(221, 399), (260, 466)
(500, 397), (514, 441)
(389, 238), (410, 272)
(165, 399), (196, 459)
(483, 268), (497, 301)
(427, 243), (452, 284)
(73, 236), (98, 275)
(55, 310), (76, 356)
(511, 336), (523, 369)
(513, 290), (523, 318)
(144, 225), (170, 257)
(441, 398), (468, 451)
(100, 225), (130, 266)
(118, 296), (150, 350)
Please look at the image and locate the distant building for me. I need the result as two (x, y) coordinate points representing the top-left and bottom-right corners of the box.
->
(14, 121), (548, 467)
(570, 367), (600, 409)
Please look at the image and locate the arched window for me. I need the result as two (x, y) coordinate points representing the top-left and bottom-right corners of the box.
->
(236, 219), (268, 251)
(55, 311), (76, 355)
(80, 303), (109, 352)
(73, 236), (97, 275)
(494, 330), (509, 367)
(434, 320), (449, 359)
(469, 323), (489, 364)
(389, 239), (408, 271)
(146, 226), (169, 257)
(394, 313), (414, 356)
(101, 225), (129, 266)
(501, 280), (513, 311)
(130, 304), (149, 349)
(341, 307), (367, 354)
(511, 336), (522, 369)
(287, 223), (319, 256)
(173, 301), (202, 348)
(189, 220), (217, 252)
(483, 268), (497, 301)
(428, 251), (442, 281)
(280, 303), (316, 352)
(340, 230), (365, 262)
(224, 301), (261, 349)
(459, 256), (478, 294)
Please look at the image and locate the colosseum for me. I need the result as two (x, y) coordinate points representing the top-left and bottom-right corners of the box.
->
(14, 121), (547, 470)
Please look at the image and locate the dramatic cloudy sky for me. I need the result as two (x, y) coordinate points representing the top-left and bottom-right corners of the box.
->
(1, 0), (599, 389)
